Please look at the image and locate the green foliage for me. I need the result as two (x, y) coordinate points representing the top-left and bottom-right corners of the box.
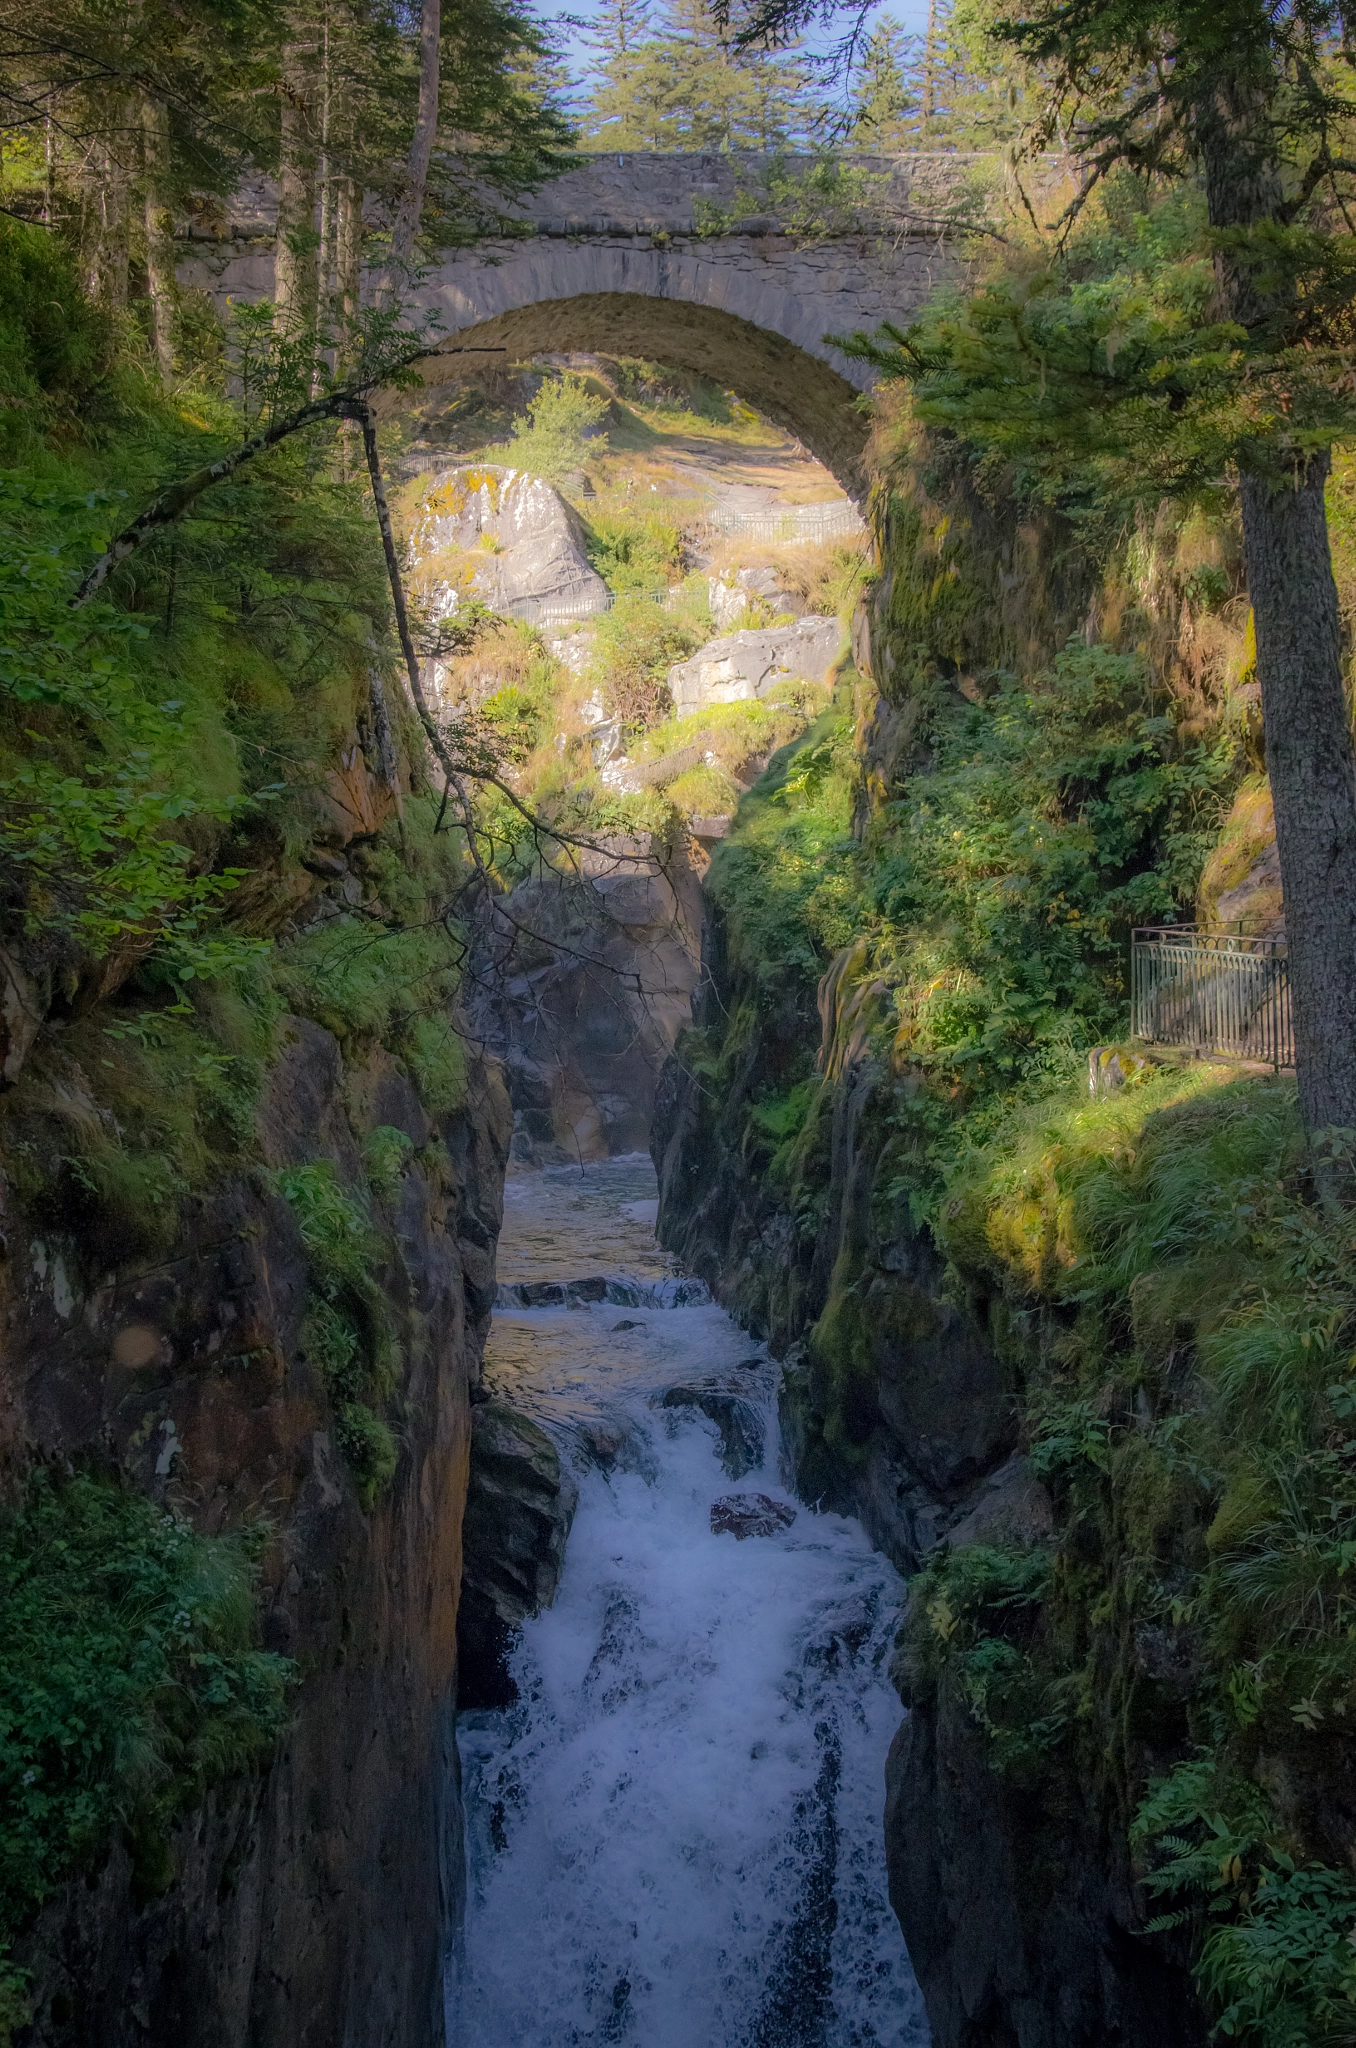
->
(1133, 1757), (1356, 2047)
(587, 584), (710, 731)
(707, 712), (860, 986)
(274, 1161), (400, 1507)
(363, 1124), (415, 1205)
(0, 1469), (292, 2003)
(509, 371), (610, 483)
(273, 803), (468, 1117)
(585, 506), (684, 593)
(579, 0), (825, 152)
(868, 643), (1234, 1091)
(849, 0), (1038, 154)
(0, 219), (110, 421)
(904, 1543), (1064, 1774)
(938, 1069), (1356, 2043)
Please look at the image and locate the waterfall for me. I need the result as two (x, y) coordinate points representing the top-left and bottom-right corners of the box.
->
(450, 1157), (928, 2047)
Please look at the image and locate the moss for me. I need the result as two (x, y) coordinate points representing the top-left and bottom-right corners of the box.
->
(807, 1256), (882, 1457)
(1197, 776), (1280, 931)
(275, 1162), (401, 1507)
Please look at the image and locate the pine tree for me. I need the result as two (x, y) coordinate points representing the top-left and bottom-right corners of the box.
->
(849, 16), (919, 150)
(580, 0), (823, 152)
(582, 0), (665, 149)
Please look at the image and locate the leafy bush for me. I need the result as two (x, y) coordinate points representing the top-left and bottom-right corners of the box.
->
(0, 217), (110, 419)
(0, 1470), (292, 2015)
(707, 711), (861, 985)
(274, 1162), (399, 1507)
(866, 643), (1234, 1089)
(508, 369), (609, 482)
(585, 506), (685, 594)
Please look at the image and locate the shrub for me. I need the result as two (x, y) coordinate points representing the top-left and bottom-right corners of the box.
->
(274, 1162), (400, 1505)
(508, 370), (609, 482)
(0, 1470), (292, 2019)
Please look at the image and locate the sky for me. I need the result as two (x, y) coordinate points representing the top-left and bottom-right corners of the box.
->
(543, 0), (938, 126)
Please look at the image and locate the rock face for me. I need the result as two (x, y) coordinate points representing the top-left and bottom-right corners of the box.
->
(660, 1385), (764, 1477)
(884, 1696), (1204, 2048)
(707, 565), (804, 632)
(710, 1493), (797, 1538)
(667, 616), (842, 715)
(408, 465), (609, 626)
(469, 839), (704, 1164)
(651, 892), (1205, 2047)
(456, 1399), (578, 1710)
(4, 1023), (511, 2048)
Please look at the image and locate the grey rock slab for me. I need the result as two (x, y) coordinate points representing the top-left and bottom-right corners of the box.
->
(667, 615), (843, 714)
(409, 465), (609, 622)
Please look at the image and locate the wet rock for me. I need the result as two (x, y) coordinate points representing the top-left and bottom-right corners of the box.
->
(458, 1398), (578, 1709)
(567, 1411), (656, 1479)
(944, 1453), (1053, 1552)
(611, 1318), (646, 1331)
(666, 616), (842, 715)
(496, 1275), (609, 1308)
(661, 1386), (764, 1477)
(710, 1492), (797, 1539)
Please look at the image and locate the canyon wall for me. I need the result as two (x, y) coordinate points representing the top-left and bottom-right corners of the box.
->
(653, 924), (1206, 2047)
(4, 1026), (510, 2047)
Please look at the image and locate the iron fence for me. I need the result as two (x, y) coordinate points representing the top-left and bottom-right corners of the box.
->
(1131, 927), (1292, 1068)
(704, 500), (865, 544)
(501, 586), (671, 628)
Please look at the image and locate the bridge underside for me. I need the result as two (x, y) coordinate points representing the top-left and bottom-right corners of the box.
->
(408, 293), (871, 496)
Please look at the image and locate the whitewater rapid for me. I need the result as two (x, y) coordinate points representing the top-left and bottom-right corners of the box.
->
(450, 1157), (928, 2048)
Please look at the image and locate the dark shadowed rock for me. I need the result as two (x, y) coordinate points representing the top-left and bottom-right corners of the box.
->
(710, 1492), (797, 1539)
(661, 1385), (764, 1476)
(458, 1401), (578, 1707)
(6, 1023), (513, 2048)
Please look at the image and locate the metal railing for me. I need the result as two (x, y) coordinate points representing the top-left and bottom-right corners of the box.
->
(501, 586), (671, 628)
(1131, 927), (1293, 1068)
(704, 500), (865, 544)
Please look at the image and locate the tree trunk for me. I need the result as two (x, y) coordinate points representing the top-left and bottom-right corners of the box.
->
(276, 12), (319, 327)
(1200, 73), (1356, 1136)
(335, 173), (362, 367)
(387, 0), (441, 273)
(142, 95), (176, 386)
(1240, 457), (1356, 1131)
(84, 122), (131, 311)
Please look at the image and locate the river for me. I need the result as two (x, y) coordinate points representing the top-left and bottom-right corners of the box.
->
(450, 1156), (929, 2047)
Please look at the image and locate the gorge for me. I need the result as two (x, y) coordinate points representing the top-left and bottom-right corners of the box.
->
(5, 81), (1356, 2048)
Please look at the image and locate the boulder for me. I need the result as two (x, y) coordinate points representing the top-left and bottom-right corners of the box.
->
(409, 464), (609, 625)
(456, 1397), (578, 1707)
(667, 616), (842, 715)
(710, 1491), (797, 1539)
(661, 1385), (765, 1477)
(708, 564), (804, 632)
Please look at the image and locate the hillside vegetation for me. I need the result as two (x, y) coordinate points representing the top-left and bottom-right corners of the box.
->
(668, 171), (1356, 2046)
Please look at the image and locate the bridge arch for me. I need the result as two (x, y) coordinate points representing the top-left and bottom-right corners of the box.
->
(408, 288), (872, 493)
(181, 153), (970, 490)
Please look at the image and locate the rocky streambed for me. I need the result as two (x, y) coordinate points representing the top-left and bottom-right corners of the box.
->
(450, 1157), (927, 2047)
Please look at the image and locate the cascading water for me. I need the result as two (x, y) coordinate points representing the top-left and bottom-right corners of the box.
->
(451, 1157), (929, 2047)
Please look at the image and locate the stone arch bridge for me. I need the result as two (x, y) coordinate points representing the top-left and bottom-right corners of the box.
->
(181, 153), (979, 493)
